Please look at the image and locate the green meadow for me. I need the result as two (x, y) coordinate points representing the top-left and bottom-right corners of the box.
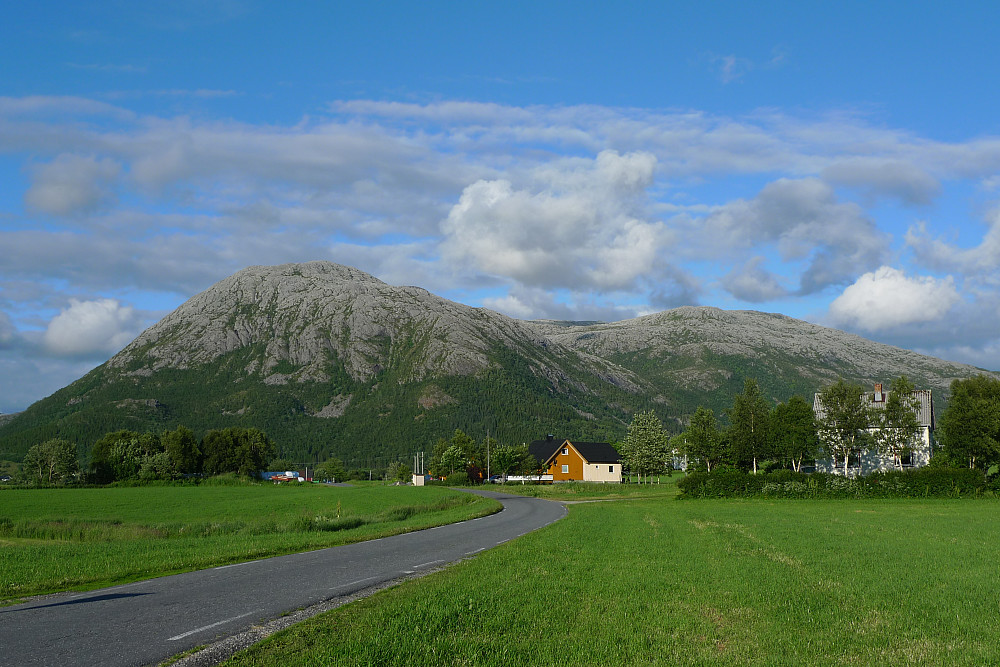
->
(226, 495), (1000, 666)
(0, 483), (498, 601)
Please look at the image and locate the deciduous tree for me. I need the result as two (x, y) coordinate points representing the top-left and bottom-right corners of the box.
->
(727, 378), (772, 474)
(771, 395), (819, 472)
(683, 407), (726, 472)
(22, 438), (79, 484)
(874, 375), (922, 471)
(816, 379), (871, 476)
(938, 375), (1000, 469)
(621, 410), (672, 483)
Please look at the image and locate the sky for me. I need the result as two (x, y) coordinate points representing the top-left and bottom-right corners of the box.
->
(2, 1), (1000, 413)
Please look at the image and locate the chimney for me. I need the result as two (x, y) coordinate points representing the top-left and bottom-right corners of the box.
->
(874, 383), (884, 403)
(546, 434), (554, 441)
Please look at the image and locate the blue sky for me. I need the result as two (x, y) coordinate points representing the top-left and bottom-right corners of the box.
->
(2, 1), (1000, 413)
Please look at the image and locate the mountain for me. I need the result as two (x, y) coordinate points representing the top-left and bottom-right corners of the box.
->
(0, 262), (994, 466)
(0, 262), (646, 466)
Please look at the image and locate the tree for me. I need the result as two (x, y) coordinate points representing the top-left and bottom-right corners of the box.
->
(938, 375), (1000, 469)
(873, 375), (922, 471)
(22, 439), (79, 484)
(315, 457), (346, 482)
(428, 430), (484, 480)
(387, 461), (411, 483)
(727, 378), (772, 474)
(269, 458), (297, 472)
(139, 451), (176, 481)
(816, 379), (872, 476)
(771, 395), (819, 472)
(683, 407), (726, 472)
(162, 426), (201, 474)
(440, 444), (465, 476)
(621, 410), (672, 483)
(202, 427), (275, 477)
(427, 437), (451, 477)
(490, 443), (533, 482)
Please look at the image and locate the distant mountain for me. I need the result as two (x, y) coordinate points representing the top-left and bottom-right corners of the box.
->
(0, 262), (993, 466)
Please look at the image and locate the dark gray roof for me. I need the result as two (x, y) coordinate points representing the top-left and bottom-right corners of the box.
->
(528, 438), (620, 464)
(812, 388), (934, 428)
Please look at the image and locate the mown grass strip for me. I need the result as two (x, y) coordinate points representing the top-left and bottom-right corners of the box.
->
(223, 498), (1000, 666)
(0, 485), (499, 601)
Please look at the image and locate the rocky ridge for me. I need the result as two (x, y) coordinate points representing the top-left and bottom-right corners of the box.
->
(108, 261), (642, 393)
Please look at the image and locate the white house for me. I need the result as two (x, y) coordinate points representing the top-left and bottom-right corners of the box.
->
(814, 383), (935, 476)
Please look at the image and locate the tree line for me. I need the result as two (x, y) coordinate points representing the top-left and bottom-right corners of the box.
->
(622, 374), (1000, 478)
(16, 426), (276, 485)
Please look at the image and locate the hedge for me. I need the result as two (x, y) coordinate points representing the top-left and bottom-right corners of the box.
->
(677, 467), (993, 499)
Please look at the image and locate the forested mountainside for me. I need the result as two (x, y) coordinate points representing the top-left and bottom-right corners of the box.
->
(0, 262), (993, 466)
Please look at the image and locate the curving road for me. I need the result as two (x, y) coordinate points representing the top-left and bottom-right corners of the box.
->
(0, 490), (565, 667)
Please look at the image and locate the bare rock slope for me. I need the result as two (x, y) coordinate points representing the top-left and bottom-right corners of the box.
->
(108, 261), (640, 392)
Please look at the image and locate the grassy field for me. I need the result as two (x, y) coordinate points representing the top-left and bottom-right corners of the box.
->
(0, 483), (498, 601)
(225, 496), (1000, 666)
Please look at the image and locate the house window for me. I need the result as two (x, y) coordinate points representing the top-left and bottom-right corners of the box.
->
(562, 448), (568, 455)
(609, 466), (614, 473)
(561, 464), (569, 474)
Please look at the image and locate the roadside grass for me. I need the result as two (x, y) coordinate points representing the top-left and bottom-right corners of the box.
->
(225, 497), (1000, 666)
(0, 485), (498, 601)
(494, 476), (680, 501)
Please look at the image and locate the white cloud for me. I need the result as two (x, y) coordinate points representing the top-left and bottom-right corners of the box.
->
(829, 267), (960, 331)
(24, 154), (121, 215)
(711, 54), (753, 84)
(482, 285), (645, 322)
(721, 257), (788, 302)
(906, 208), (1000, 274)
(822, 158), (941, 206)
(441, 150), (669, 292)
(698, 178), (889, 294)
(42, 299), (144, 357)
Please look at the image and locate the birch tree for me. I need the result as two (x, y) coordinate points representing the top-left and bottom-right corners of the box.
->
(816, 379), (871, 475)
(683, 407), (726, 472)
(727, 378), (772, 474)
(873, 375), (921, 470)
(621, 410), (671, 483)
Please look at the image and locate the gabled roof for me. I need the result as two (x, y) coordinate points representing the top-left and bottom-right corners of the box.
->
(812, 388), (934, 428)
(528, 438), (620, 464)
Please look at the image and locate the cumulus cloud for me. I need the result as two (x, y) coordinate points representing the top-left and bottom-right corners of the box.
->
(822, 158), (941, 206)
(906, 208), (1000, 275)
(441, 150), (669, 292)
(481, 285), (648, 323)
(699, 178), (889, 294)
(829, 266), (961, 331)
(25, 154), (121, 215)
(42, 299), (144, 357)
(721, 257), (788, 302)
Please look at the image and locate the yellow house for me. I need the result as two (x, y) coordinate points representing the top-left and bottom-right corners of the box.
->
(528, 436), (622, 483)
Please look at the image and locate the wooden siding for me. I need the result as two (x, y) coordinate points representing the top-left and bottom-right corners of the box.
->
(548, 444), (585, 481)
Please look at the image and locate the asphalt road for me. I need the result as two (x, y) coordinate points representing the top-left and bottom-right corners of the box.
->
(0, 489), (565, 667)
